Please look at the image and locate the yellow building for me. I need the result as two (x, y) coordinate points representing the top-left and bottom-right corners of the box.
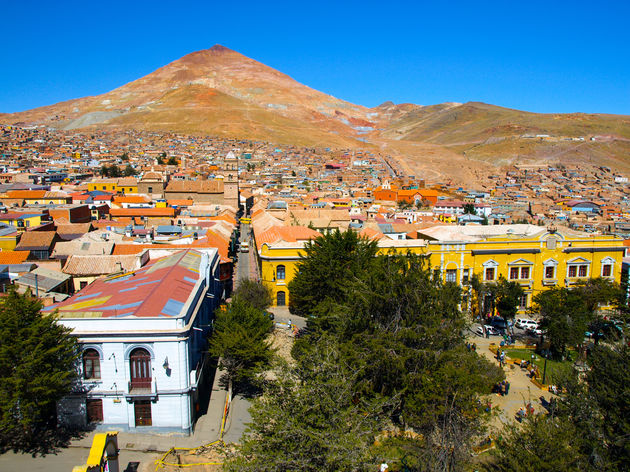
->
(256, 222), (625, 310)
(417, 224), (624, 312)
(255, 225), (322, 307)
(0, 211), (47, 232)
(116, 177), (138, 194)
(88, 179), (118, 192)
(87, 178), (137, 194)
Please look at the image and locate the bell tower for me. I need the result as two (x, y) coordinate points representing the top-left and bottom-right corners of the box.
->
(223, 150), (239, 209)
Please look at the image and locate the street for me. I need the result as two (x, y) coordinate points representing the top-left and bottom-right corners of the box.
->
(0, 447), (160, 472)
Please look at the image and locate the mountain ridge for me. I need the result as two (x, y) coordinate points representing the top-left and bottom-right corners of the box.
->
(2, 45), (630, 178)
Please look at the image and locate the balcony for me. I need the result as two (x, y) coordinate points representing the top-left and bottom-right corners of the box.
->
(126, 379), (158, 401)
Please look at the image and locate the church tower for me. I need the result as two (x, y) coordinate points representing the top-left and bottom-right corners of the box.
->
(223, 150), (240, 210)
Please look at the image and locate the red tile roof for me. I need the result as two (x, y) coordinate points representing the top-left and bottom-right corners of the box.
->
(0, 250), (29, 264)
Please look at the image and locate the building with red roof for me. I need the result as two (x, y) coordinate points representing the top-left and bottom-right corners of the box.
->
(48, 249), (222, 433)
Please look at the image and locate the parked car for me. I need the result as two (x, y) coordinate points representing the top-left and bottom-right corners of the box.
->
(586, 320), (623, 340)
(516, 318), (538, 330)
(527, 326), (544, 336)
(240, 242), (250, 253)
(488, 317), (513, 331)
(477, 325), (500, 336)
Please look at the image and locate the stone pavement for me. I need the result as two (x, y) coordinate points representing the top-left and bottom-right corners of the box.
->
(467, 329), (554, 427)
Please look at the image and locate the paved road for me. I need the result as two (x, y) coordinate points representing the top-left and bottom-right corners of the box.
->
(0, 448), (160, 472)
(235, 223), (253, 286)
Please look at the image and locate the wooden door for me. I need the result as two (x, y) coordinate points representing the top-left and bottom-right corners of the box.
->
(129, 348), (151, 390)
(86, 399), (103, 423)
(134, 401), (152, 426)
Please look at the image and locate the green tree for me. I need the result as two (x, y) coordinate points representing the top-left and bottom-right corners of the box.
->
(0, 290), (79, 454)
(397, 199), (412, 210)
(463, 203), (476, 214)
(156, 152), (165, 165)
(225, 336), (392, 472)
(167, 156), (178, 166)
(100, 164), (109, 177)
(288, 229), (378, 318)
(533, 287), (591, 359)
(492, 276), (525, 328)
(123, 164), (138, 176)
(575, 277), (621, 314)
(120, 152), (129, 161)
(209, 299), (274, 393)
(232, 279), (272, 312)
(111, 165), (122, 178)
(490, 414), (593, 472)
(292, 252), (504, 471)
(585, 344), (630, 469)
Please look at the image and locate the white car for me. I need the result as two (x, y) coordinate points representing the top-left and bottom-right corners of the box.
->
(516, 318), (538, 330)
(240, 242), (249, 253)
(476, 325), (499, 336)
(527, 326), (544, 336)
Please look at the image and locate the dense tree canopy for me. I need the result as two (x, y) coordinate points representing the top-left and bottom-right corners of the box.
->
(493, 277), (525, 325)
(585, 344), (630, 469)
(0, 290), (78, 454)
(238, 231), (503, 471)
(288, 229), (378, 317)
(225, 337), (391, 472)
(231, 279), (273, 312)
(533, 278), (621, 358)
(209, 298), (274, 393)
(490, 414), (591, 472)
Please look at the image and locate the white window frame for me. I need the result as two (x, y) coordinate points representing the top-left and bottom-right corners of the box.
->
(482, 260), (499, 282)
(445, 268), (457, 283)
(543, 259), (558, 280)
(567, 258), (590, 279)
(600, 257), (615, 278)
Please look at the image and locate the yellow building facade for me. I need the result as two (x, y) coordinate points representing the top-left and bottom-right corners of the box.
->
(87, 178), (137, 194)
(257, 224), (625, 310)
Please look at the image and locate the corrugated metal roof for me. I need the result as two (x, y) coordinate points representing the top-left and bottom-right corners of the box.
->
(46, 249), (210, 319)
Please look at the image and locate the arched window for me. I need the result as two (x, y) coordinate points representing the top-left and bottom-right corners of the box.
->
(83, 349), (101, 380)
(129, 348), (152, 390)
(276, 265), (286, 281)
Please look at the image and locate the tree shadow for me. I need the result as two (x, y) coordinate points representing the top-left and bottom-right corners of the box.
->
(217, 372), (263, 399)
(1, 422), (94, 457)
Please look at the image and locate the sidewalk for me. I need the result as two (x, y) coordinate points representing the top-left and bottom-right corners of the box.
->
(468, 331), (552, 426)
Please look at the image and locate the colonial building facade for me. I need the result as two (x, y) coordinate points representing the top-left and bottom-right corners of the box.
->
(255, 223), (625, 310)
(51, 249), (222, 434)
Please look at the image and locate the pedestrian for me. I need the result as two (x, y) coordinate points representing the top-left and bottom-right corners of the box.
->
(472, 343), (477, 352)
(505, 380), (510, 395)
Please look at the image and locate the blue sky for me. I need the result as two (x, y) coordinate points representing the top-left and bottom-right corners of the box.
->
(1, 0), (629, 114)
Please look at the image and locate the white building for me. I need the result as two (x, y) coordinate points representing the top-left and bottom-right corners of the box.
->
(50, 249), (222, 434)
